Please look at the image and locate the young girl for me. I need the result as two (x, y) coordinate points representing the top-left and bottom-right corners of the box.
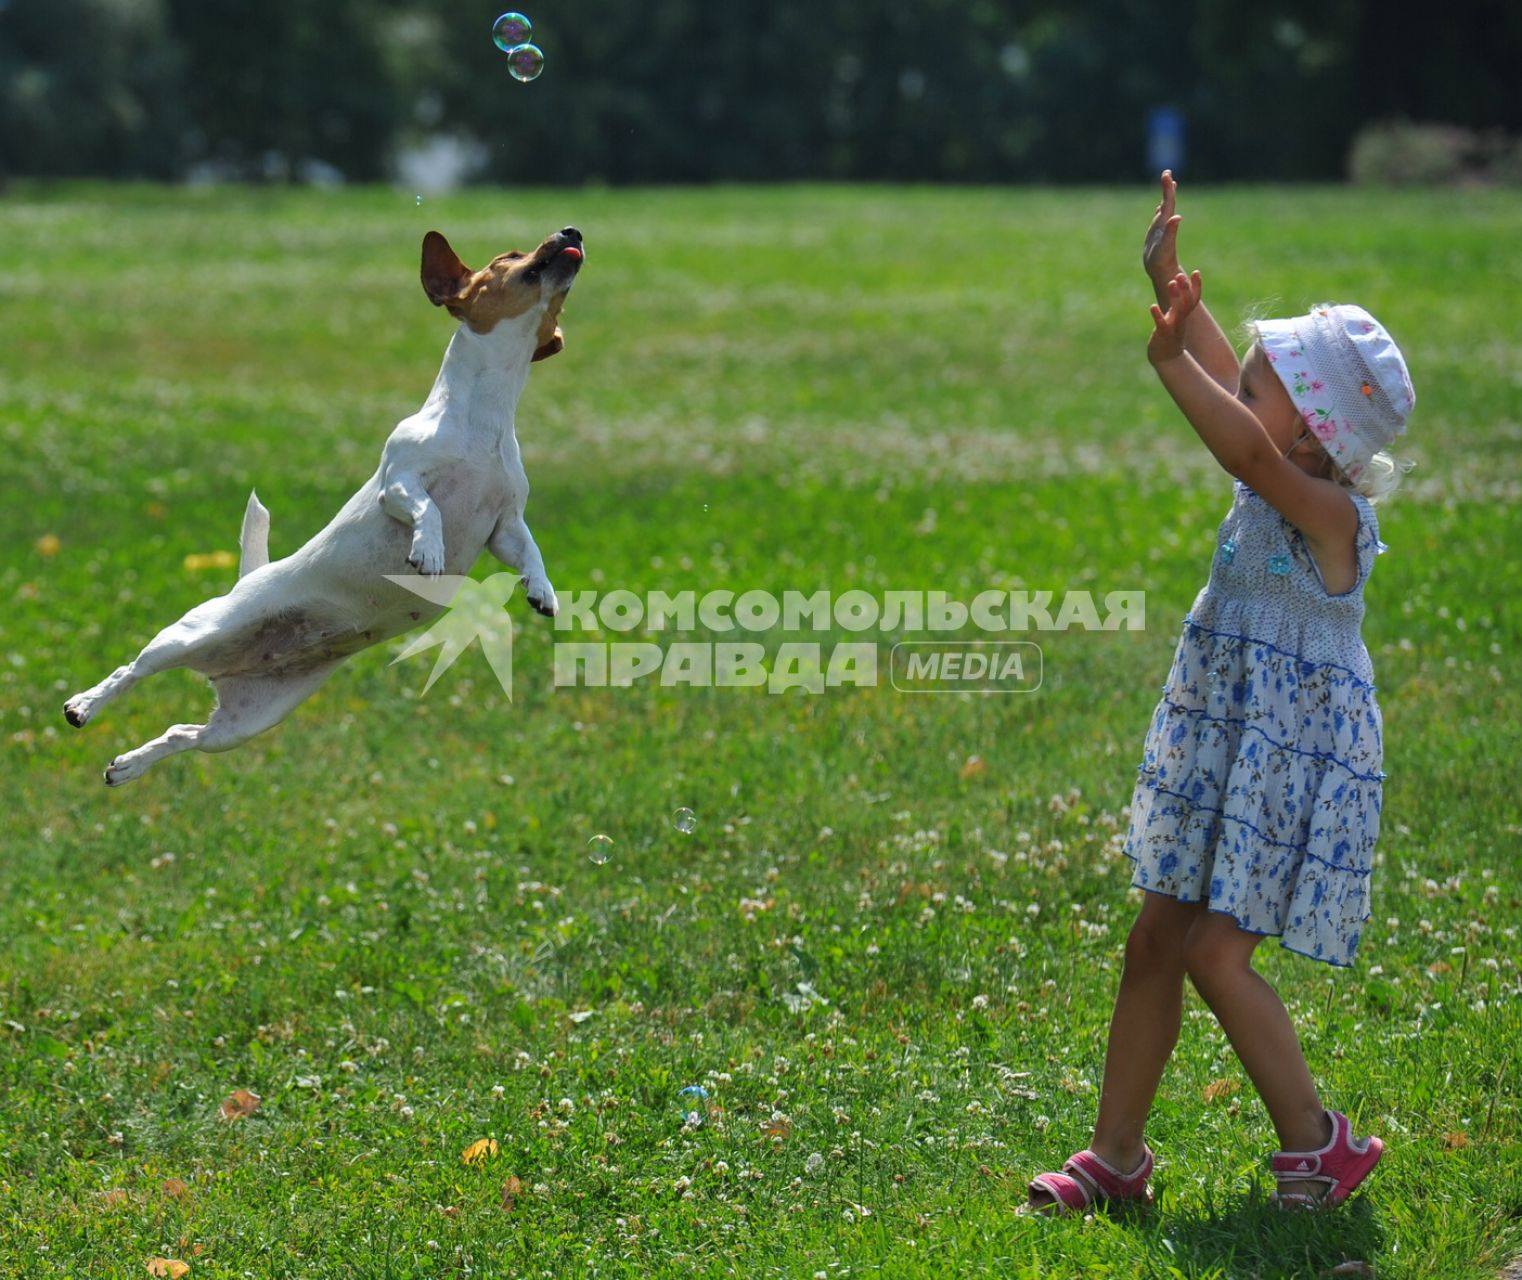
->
(1027, 172), (1416, 1214)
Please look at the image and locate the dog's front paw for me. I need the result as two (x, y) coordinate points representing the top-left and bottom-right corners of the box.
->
(63, 694), (92, 728)
(521, 575), (558, 618)
(407, 536), (446, 577)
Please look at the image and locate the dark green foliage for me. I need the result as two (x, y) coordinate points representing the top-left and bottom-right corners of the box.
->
(2, 0), (1520, 182)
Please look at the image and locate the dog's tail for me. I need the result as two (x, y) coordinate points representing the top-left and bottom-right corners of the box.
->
(239, 490), (271, 578)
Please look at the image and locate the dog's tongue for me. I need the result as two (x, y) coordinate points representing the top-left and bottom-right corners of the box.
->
(561, 246), (583, 262)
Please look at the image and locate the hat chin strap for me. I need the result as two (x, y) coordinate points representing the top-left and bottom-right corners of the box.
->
(1284, 429), (1347, 481)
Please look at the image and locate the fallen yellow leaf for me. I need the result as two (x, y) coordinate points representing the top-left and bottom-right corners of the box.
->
(500, 1175), (522, 1212)
(162, 1177), (191, 1201)
(183, 550), (237, 572)
(1202, 1078), (1239, 1104)
(461, 1137), (499, 1166)
(1443, 1131), (1469, 1150)
(35, 533), (61, 557)
(218, 1088), (260, 1120)
(146, 1259), (190, 1278)
(958, 755), (987, 780)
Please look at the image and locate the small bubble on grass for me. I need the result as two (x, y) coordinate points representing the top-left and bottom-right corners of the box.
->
(677, 1084), (708, 1124)
(672, 807), (697, 834)
(587, 834), (613, 865)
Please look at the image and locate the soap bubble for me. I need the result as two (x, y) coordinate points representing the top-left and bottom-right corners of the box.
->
(587, 834), (613, 865)
(492, 12), (532, 50)
(672, 807), (697, 834)
(677, 1085), (709, 1125)
(505, 43), (545, 82)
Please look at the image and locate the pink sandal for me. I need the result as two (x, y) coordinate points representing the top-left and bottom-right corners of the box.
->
(1027, 1145), (1154, 1215)
(1271, 1110), (1383, 1209)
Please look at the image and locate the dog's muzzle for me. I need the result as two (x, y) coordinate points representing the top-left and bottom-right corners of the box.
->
(522, 228), (582, 294)
(548, 226), (584, 269)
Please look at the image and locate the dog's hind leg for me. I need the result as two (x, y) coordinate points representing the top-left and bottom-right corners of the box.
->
(64, 612), (216, 729)
(102, 660), (340, 786)
(73, 493), (274, 729)
(239, 490), (271, 578)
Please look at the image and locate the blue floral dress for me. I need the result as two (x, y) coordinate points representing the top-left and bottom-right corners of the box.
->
(1124, 481), (1386, 966)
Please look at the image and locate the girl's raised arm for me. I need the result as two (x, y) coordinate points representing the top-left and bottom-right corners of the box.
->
(1148, 272), (1357, 551)
(1143, 171), (1240, 393)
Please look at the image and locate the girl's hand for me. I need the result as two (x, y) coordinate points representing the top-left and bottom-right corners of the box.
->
(1142, 170), (1183, 284)
(1148, 270), (1203, 365)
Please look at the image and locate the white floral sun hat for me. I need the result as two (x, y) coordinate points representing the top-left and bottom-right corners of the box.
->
(1253, 304), (1416, 483)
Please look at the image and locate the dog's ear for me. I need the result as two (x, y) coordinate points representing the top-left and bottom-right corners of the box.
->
(532, 326), (564, 362)
(421, 231), (473, 308)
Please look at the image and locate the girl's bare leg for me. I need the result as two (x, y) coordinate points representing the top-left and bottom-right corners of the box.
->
(1090, 893), (1205, 1168)
(1029, 891), (1203, 1208)
(1182, 913), (1333, 1200)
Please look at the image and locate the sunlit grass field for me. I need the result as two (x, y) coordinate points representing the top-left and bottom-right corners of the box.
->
(2, 182), (1520, 1278)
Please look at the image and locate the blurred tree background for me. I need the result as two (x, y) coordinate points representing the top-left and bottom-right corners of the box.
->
(2, 0), (1520, 184)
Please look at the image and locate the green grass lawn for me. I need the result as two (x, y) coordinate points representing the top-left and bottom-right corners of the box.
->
(1, 181), (1519, 1279)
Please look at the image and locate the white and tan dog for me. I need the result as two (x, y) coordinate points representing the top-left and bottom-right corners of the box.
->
(64, 225), (584, 784)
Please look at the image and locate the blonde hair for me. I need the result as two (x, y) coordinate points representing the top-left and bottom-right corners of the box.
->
(1311, 445), (1412, 504)
(1352, 450), (1415, 505)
